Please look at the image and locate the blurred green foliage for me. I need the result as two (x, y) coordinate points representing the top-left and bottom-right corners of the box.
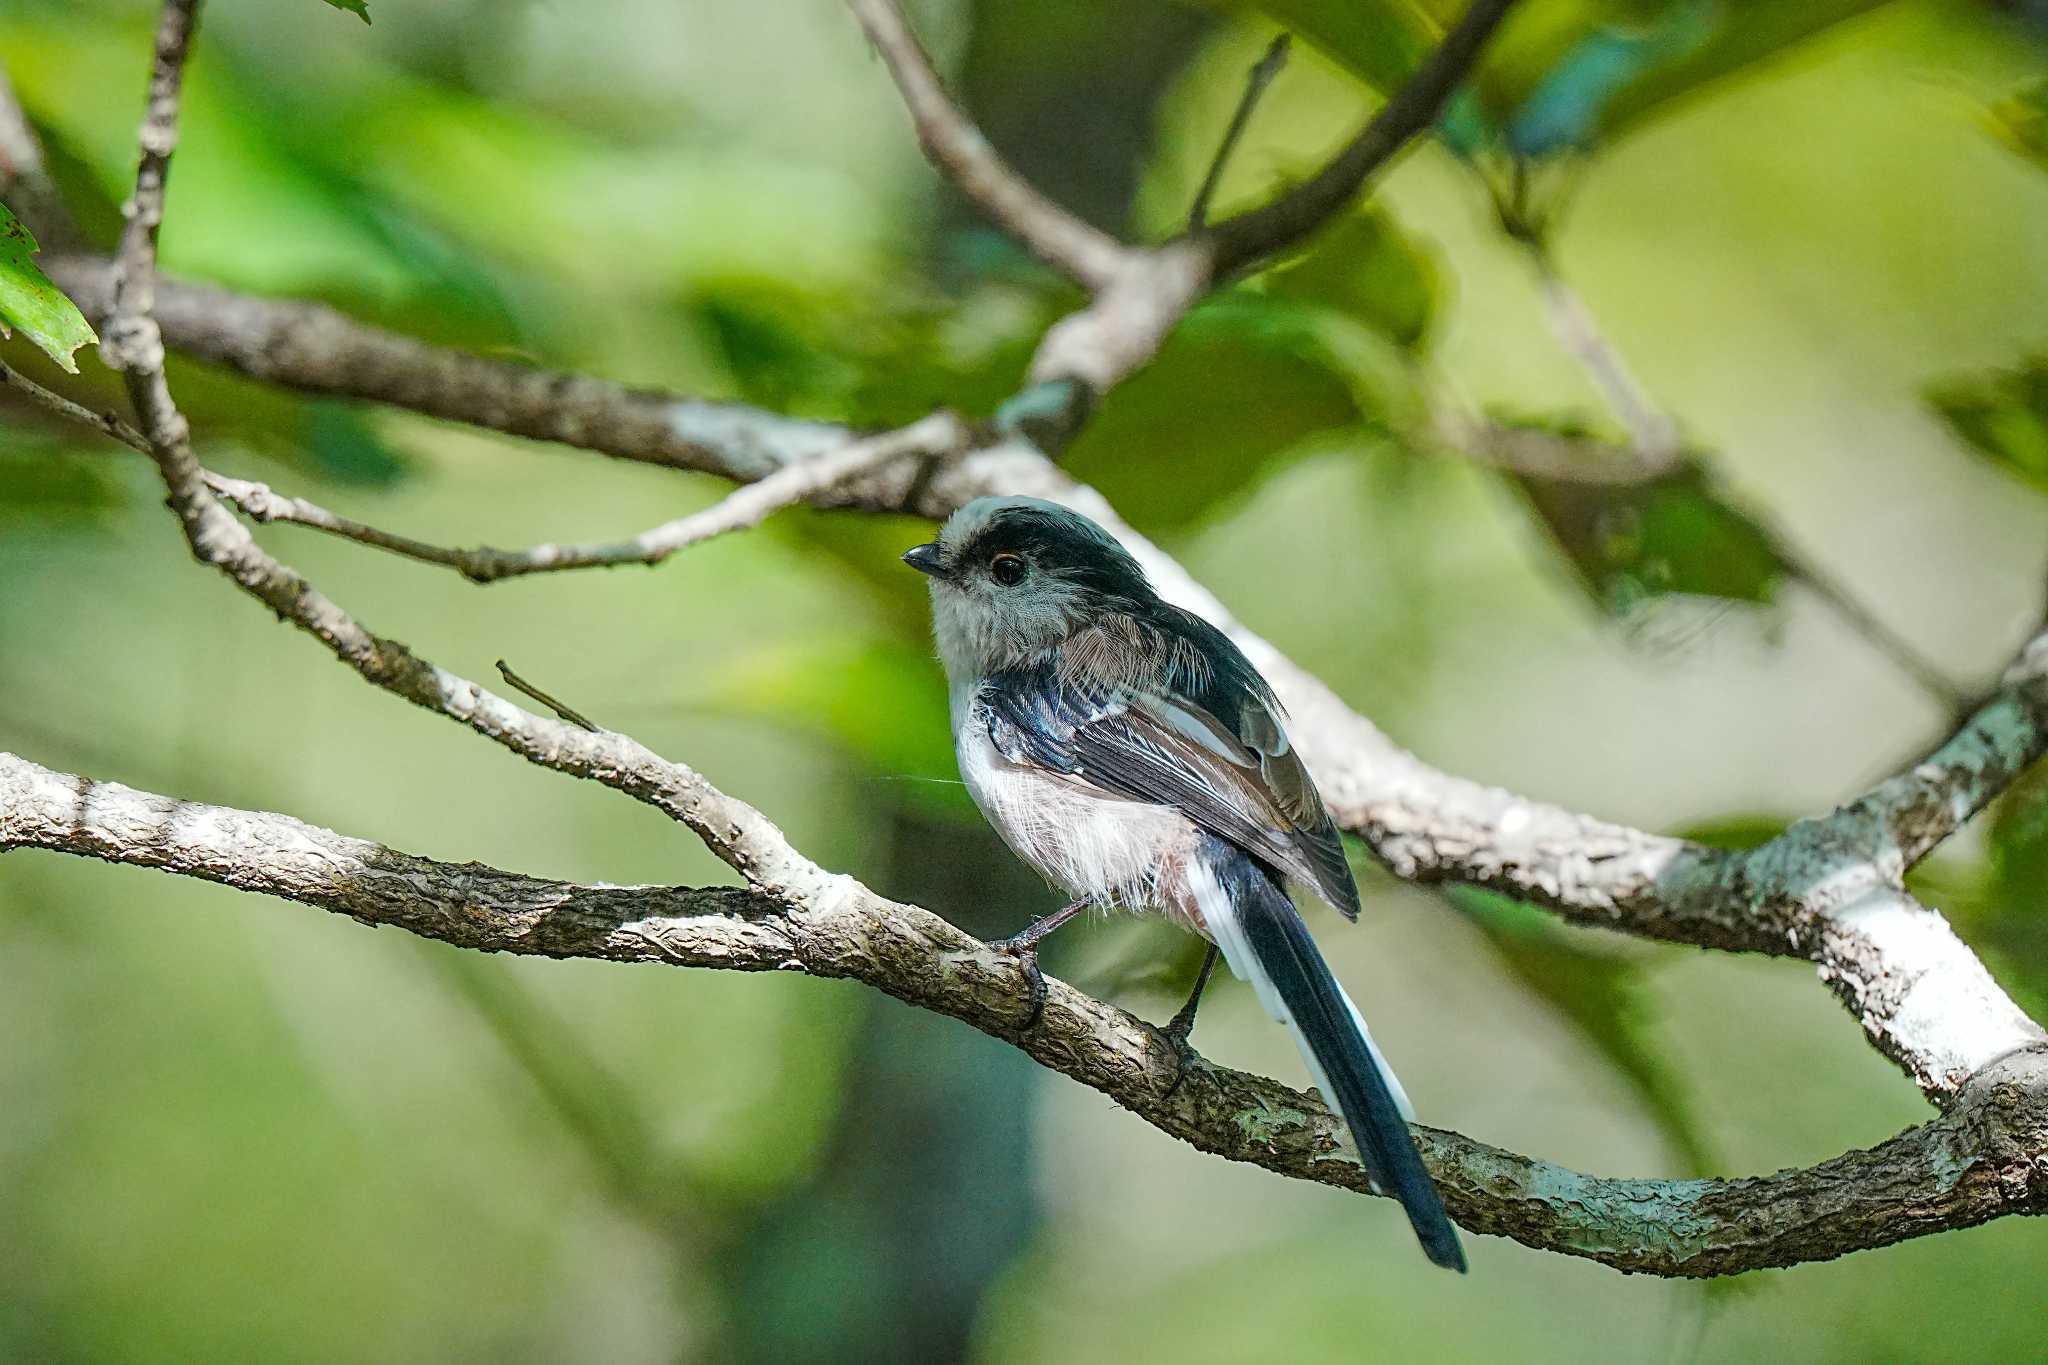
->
(3, 0), (2047, 1361)
(1927, 352), (2048, 494)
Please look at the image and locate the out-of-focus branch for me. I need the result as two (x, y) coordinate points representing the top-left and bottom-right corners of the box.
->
(49, 259), (878, 482)
(7, 749), (2047, 1279)
(1528, 247), (1680, 465)
(843, 0), (1128, 289)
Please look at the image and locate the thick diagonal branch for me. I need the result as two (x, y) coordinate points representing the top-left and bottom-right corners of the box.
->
(5, 750), (2045, 1279)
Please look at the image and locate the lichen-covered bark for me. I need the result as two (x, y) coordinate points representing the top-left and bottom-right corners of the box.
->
(7, 750), (2047, 1278)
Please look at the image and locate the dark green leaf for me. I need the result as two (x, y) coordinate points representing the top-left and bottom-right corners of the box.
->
(0, 204), (96, 373)
(321, 0), (371, 22)
(1065, 290), (1412, 527)
(1927, 355), (2048, 495)
(1500, 424), (1788, 614)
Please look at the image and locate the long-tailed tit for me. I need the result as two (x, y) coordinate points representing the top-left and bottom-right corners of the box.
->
(904, 495), (1464, 1272)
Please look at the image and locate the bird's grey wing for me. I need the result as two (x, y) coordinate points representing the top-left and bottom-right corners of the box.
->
(981, 654), (1359, 919)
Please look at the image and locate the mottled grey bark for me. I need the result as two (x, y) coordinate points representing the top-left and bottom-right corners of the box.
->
(5, 751), (2045, 1278)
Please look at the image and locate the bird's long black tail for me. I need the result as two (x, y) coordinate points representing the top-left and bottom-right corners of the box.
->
(1198, 843), (1466, 1273)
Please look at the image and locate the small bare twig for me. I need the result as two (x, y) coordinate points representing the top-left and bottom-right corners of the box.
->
(1187, 33), (1291, 232)
(0, 357), (150, 450)
(495, 660), (600, 733)
(449, 411), (967, 582)
(215, 412), (965, 583)
(843, 0), (1128, 289)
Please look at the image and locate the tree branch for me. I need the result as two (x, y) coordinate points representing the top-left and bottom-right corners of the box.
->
(6, 749), (2045, 1279)
(842, 0), (1129, 289)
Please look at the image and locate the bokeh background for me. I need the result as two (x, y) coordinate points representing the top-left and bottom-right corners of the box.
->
(3, 0), (2047, 1360)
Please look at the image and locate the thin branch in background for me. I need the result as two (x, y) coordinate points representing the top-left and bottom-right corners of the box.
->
(1203, 0), (1521, 273)
(1187, 33), (1291, 232)
(495, 660), (601, 733)
(201, 471), (494, 569)
(1528, 244), (1680, 466)
(842, 0), (1128, 289)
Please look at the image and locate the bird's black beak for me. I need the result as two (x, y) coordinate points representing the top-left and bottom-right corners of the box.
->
(901, 542), (946, 578)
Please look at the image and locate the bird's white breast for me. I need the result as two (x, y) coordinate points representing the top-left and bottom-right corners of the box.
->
(955, 720), (1206, 932)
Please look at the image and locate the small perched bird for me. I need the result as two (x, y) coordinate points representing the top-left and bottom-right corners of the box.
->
(904, 495), (1464, 1272)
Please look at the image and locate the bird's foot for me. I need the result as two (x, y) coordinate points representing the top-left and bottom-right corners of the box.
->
(986, 933), (1048, 1032)
(984, 898), (1088, 1032)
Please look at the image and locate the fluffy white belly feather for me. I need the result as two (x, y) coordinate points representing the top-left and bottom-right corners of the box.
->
(955, 723), (1205, 930)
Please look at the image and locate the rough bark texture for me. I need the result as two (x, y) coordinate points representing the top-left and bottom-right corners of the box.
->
(8, 752), (2045, 1278)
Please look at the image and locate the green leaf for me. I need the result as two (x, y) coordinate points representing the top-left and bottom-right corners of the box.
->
(320, 0), (371, 22)
(1499, 422), (1788, 614)
(1260, 206), (1440, 350)
(1066, 289), (1413, 527)
(1451, 888), (1716, 1176)
(1927, 355), (2048, 495)
(1987, 79), (2048, 174)
(0, 203), (96, 372)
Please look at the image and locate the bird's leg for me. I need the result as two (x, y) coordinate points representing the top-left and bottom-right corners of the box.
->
(987, 898), (1090, 1030)
(1161, 943), (1220, 1052)
(1159, 944), (1221, 1099)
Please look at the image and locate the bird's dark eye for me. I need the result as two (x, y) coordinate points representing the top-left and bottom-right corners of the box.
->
(990, 553), (1026, 586)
